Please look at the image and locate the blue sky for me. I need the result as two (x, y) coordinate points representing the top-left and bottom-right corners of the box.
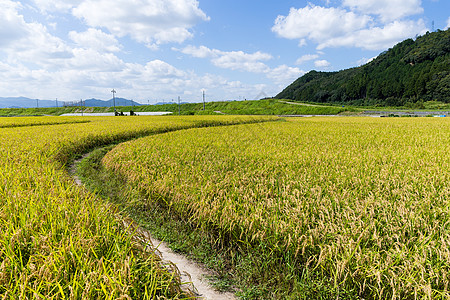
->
(0, 0), (448, 103)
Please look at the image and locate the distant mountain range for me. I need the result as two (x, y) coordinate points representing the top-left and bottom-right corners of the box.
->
(0, 97), (142, 108)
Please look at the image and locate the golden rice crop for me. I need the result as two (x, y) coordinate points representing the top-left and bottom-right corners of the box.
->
(0, 116), (89, 128)
(103, 117), (450, 298)
(0, 115), (272, 298)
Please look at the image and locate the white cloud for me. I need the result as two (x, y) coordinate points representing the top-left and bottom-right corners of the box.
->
(446, 17), (450, 30)
(0, 54), (205, 101)
(173, 45), (305, 89)
(31, 0), (209, 47)
(266, 65), (304, 86)
(10, 27), (72, 67)
(272, 5), (371, 42)
(0, 2), (275, 103)
(69, 29), (121, 52)
(72, 0), (209, 47)
(317, 19), (427, 50)
(314, 60), (331, 68)
(211, 51), (272, 73)
(31, 0), (83, 13)
(298, 39), (307, 47)
(296, 54), (319, 65)
(179, 45), (273, 73)
(0, 1), (214, 101)
(65, 49), (124, 71)
(272, 3), (427, 51)
(0, 2), (73, 68)
(179, 45), (217, 58)
(343, 0), (423, 22)
(0, 1), (35, 46)
(140, 60), (186, 79)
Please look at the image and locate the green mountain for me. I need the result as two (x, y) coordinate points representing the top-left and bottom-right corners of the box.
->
(276, 29), (450, 107)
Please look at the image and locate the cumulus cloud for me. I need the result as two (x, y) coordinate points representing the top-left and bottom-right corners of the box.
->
(211, 52), (272, 73)
(295, 54), (319, 65)
(177, 45), (304, 88)
(179, 45), (273, 73)
(0, 1), (216, 100)
(266, 65), (304, 86)
(0, 1), (273, 102)
(272, 5), (371, 42)
(178, 45), (216, 58)
(0, 1), (29, 46)
(65, 49), (124, 71)
(0, 52), (214, 101)
(69, 29), (121, 52)
(343, 0), (423, 22)
(1, 0), (307, 103)
(138, 60), (186, 79)
(30, 0), (209, 47)
(72, 0), (209, 47)
(272, 2), (427, 51)
(317, 19), (427, 50)
(31, 0), (83, 13)
(314, 60), (331, 68)
(446, 17), (450, 30)
(0, 1), (73, 68)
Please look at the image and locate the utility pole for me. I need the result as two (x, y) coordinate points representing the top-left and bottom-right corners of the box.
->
(81, 99), (83, 116)
(56, 98), (58, 108)
(178, 96), (181, 115)
(36, 99), (39, 108)
(111, 89), (116, 114)
(202, 90), (205, 110)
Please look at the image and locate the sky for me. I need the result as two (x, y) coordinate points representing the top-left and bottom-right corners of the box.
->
(0, 0), (449, 104)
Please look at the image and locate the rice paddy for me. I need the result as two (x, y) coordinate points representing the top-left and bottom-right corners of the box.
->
(0, 115), (273, 299)
(101, 117), (450, 299)
(2, 115), (449, 298)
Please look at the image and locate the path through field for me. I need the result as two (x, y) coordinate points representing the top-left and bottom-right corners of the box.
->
(71, 155), (236, 300)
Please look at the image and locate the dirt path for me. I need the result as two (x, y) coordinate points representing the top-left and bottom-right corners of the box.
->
(70, 155), (236, 300)
(138, 227), (236, 300)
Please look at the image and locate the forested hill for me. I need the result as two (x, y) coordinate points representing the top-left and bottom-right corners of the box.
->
(276, 28), (450, 107)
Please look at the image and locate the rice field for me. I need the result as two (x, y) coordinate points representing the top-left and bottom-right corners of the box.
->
(0, 116), (90, 128)
(102, 117), (450, 299)
(0, 115), (272, 298)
